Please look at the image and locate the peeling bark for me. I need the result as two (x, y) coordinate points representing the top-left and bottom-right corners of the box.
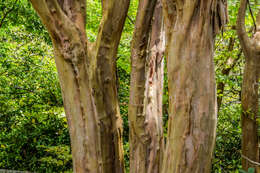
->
(237, 0), (260, 171)
(30, 0), (130, 172)
(161, 0), (227, 172)
(128, 0), (165, 172)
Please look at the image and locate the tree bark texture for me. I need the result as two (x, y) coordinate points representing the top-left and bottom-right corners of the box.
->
(161, 0), (227, 172)
(237, 0), (260, 171)
(128, 0), (165, 172)
(30, 1), (130, 172)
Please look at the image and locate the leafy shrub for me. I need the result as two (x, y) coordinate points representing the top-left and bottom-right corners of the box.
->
(0, 27), (71, 172)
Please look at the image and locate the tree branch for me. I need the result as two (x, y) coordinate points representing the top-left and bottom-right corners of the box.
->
(30, 0), (86, 36)
(57, 0), (86, 32)
(93, 0), (130, 61)
(237, 0), (253, 54)
(127, 15), (134, 24)
(30, 0), (87, 62)
(242, 155), (260, 166)
(247, 0), (256, 32)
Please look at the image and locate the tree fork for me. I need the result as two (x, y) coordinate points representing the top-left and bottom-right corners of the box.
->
(30, 0), (130, 172)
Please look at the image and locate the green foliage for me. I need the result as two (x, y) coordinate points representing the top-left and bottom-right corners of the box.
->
(86, 0), (102, 42)
(240, 168), (255, 173)
(0, 0), (50, 42)
(37, 145), (72, 172)
(0, 27), (71, 172)
(210, 1), (259, 170)
(0, 0), (259, 172)
(0, 110), (71, 172)
(212, 105), (242, 172)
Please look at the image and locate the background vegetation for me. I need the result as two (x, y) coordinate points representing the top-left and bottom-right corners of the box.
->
(0, 0), (259, 172)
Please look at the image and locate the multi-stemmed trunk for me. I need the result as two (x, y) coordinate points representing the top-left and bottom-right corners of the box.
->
(30, 0), (130, 172)
(237, 0), (260, 171)
(29, 0), (232, 172)
(161, 0), (227, 172)
(128, 0), (165, 172)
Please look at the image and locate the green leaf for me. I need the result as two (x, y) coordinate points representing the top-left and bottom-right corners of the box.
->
(248, 168), (255, 173)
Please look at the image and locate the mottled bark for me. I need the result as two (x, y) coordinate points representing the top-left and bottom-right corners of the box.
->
(161, 0), (227, 172)
(30, 0), (130, 172)
(128, 0), (164, 172)
(237, 0), (260, 171)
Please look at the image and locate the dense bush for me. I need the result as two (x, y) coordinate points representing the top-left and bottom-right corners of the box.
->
(0, 27), (71, 172)
(213, 105), (242, 172)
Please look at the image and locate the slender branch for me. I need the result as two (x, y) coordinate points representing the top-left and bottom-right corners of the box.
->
(237, 0), (252, 53)
(0, 0), (18, 28)
(214, 37), (223, 51)
(127, 15), (134, 24)
(247, 0), (256, 32)
(242, 155), (260, 166)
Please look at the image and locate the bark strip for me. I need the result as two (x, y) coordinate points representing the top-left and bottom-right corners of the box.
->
(128, 0), (165, 172)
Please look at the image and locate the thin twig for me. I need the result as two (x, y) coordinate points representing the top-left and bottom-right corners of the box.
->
(127, 15), (134, 25)
(247, 0), (256, 32)
(242, 154), (260, 166)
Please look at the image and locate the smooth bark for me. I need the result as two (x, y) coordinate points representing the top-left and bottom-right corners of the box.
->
(129, 0), (165, 172)
(161, 0), (227, 172)
(237, 0), (260, 171)
(30, 0), (130, 172)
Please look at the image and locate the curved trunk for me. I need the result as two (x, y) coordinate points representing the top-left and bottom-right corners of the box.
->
(237, 1), (260, 171)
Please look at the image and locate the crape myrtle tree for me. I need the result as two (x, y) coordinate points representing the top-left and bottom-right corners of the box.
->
(237, 0), (260, 171)
(30, 0), (229, 172)
(161, 0), (227, 172)
(30, 0), (130, 172)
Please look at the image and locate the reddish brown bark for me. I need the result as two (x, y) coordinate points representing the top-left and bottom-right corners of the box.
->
(237, 1), (260, 170)
(161, 0), (227, 172)
(30, 0), (130, 172)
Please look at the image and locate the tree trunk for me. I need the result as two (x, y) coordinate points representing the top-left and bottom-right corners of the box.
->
(161, 0), (227, 172)
(241, 57), (259, 171)
(237, 1), (260, 170)
(30, 1), (130, 172)
(128, 0), (165, 172)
